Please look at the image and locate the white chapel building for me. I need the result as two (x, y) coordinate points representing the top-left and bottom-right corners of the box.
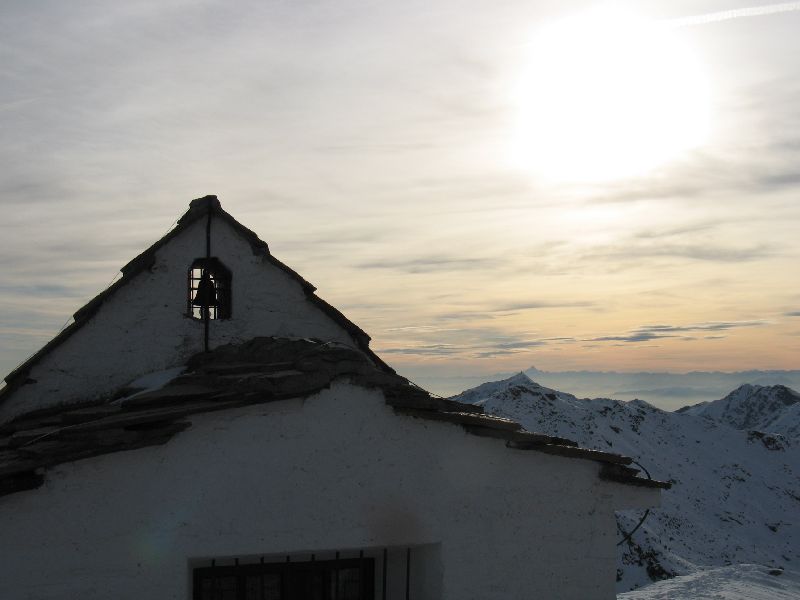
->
(0, 196), (666, 599)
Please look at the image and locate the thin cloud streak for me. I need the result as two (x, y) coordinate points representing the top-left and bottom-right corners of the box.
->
(356, 256), (499, 273)
(583, 242), (775, 264)
(667, 2), (800, 28)
(496, 300), (595, 311)
(586, 321), (768, 343)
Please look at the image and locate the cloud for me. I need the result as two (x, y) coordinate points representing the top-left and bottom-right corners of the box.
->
(667, 3), (800, 28)
(433, 300), (596, 322)
(472, 349), (533, 359)
(356, 256), (499, 273)
(585, 242), (774, 264)
(375, 326), (561, 359)
(280, 229), (390, 249)
(0, 284), (83, 297)
(633, 221), (719, 240)
(587, 321), (768, 343)
(376, 344), (463, 356)
(756, 169), (800, 190)
(336, 301), (404, 312)
(589, 332), (673, 343)
(785, 311), (800, 317)
(491, 340), (547, 350)
(638, 321), (767, 333)
(434, 310), (505, 321)
(589, 106), (800, 206)
(384, 325), (459, 333)
(494, 300), (595, 311)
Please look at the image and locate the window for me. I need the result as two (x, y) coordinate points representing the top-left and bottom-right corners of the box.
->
(193, 557), (375, 600)
(188, 258), (232, 320)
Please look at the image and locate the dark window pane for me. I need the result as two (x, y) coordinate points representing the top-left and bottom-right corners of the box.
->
(336, 567), (362, 600)
(263, 573), (282, 600)
(245, 576), (260, 600)
(200, 578), (214, 600)
(291, 569), (325, 600)
(195, 557), (374, 600)
(217, 576), (237, 600)
(245, 574), (282, 600)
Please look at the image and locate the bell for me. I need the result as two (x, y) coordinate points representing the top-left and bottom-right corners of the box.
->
(192, 271), (219, 307)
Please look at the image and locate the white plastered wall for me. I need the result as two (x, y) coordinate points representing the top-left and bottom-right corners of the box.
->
(0, 382), (659, 600)
(1, 216), (361, 422)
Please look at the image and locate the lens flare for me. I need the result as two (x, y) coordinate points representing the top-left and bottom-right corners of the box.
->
(512, 8), (711, 182)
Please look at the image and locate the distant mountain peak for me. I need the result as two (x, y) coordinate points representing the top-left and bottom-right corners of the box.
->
(505, 371), (535, 385)
(728, 383), (799, 402)
(449, 371), (573, 407)
(682, 383), (800, 436)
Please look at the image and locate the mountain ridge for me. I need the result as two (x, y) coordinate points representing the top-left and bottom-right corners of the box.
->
(450, 374), (800, 592)
(407, 367), (800, 408)
(679, 384), (800, 439)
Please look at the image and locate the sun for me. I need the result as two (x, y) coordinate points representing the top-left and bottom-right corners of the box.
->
(512, 8), (710, 182)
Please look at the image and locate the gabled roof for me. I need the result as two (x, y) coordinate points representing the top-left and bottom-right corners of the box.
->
(0, 336), (669, 498)
(1, 196), (394, 401)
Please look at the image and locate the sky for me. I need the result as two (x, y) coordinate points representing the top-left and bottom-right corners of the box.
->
(1, 0), (799, 397)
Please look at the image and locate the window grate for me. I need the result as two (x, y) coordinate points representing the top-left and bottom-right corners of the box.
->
(193, 557), (375, 600)
(187, 257), (232, 320)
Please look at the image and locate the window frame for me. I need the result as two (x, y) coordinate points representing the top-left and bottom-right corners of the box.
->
(193, 557), (375, 600)
(187, 257), (232, 320)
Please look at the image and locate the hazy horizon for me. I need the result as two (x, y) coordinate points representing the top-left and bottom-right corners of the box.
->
(400, 362), (800, 408)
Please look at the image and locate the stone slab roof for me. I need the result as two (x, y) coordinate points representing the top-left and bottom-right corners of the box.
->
(0, 337), (669, 498)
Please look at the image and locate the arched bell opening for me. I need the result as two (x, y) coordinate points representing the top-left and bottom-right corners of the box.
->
(187, 257), (232, 320)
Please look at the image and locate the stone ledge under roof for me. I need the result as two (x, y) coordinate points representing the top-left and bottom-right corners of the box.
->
(0, 337), (669, 498)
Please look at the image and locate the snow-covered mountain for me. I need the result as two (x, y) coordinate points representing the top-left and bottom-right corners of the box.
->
(618, 564), (800, 600)
(679, 384), (800, 439)
(450, 374), (800, 593)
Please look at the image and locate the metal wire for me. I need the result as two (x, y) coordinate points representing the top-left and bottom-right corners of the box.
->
(616, 459), (655, 546)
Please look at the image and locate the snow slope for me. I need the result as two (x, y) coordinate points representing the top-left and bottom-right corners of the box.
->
(450, 373), (800, 593)
(680, 384), (800, 439)
(618, 565), (800, 600)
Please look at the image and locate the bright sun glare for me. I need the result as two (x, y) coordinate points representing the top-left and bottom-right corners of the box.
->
(513, 8), (710, 182)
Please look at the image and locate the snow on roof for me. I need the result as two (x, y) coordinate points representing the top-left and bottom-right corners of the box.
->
(0, 336), (668, 498)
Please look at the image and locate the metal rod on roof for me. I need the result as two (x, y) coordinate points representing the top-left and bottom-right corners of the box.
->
(382, 548), (388, 600)
(206, 203), (212, 257)
(203, 208), (211, 352)
(334, 551), (340, 600)
(211, 558), (219, 598)
(405, 548), (410, 600)
(260, 557), (266, 600)
(359, 550), (364, 600)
